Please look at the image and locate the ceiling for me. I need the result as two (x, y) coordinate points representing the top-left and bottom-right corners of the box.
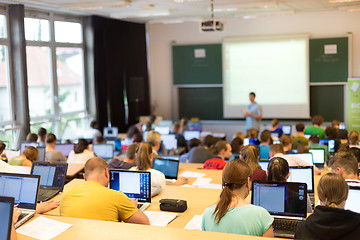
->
(3, 0), (360, 23)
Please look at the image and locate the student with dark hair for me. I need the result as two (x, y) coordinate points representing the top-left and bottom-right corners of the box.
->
(329, 152), (360, 187)
(0, 141), (7, 162)
(108, 143), (137, 170)
(170, 122), (187, 151)
(67, 139), (96, 164)
(347, 147), (360, 168)
(305, 115), (325, 138)
(325, 126), (341, 152)
(45, 133), (65, 163)
(332, 120), (348, 140)
(37, 127), (47, 147)
(229, 137), (243, 160)
(26, 133), (38, 142)
(240, 145), (266, 181)
(84, 120), (102, 139)
(203, 141), (232, 170)
(188, 135), (216, 163)
(281, 135), (295, 154)
(179, 138), (201, 163)
(292, 123), (309, 149)
(270, 119), (283, 138)
(93, 136), (105, 144)
(246, 128), (260, 145)
(202, 160), (274, 237)
(295, 173), (360, 240)
(9, 146), (38, 167)
(243, 92), (262, 134)
(259, 130), (271, 159)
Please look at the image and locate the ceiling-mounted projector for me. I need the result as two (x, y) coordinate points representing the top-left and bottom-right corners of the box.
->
(201, 20), (224, 32)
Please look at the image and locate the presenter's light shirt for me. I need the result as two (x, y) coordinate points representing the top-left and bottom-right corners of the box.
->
(246, 103), (261, 131)
(60, 181), (137, 222)
(202, 204), (273, 236)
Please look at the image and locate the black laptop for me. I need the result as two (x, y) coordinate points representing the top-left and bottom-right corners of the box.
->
(289, 166), (315, 206)
(153, 158), (179, 180)
(0, 196), (14, 240)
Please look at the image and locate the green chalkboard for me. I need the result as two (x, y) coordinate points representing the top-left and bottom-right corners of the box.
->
(310, 37), (348, 82)
(178, 87), (223, 120)
(173, 44), (222, 85)
(310, 85), (344, 122)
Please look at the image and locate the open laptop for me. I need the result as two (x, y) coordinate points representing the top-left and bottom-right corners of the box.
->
(0, 196), (14, 240)
(288, 153), (314, 165)
(30, 161), (68, 202)
(309, 148), (326, 168)
(183, 130), (201, 141)
(282, 125), (292, 135)
(54, 144), (74, 157)
(259, 160), (269, 171)
(319, 139), (335, 153)
(103, 127), (118, 139)
(345, 186), (360, 213)
(37, 146), (46, 162)
(19, 141), (39, 153)
(251, 181), (307, 238)
(289, 166), (315, 206)
(155, 126), (170, 135)
(153, 158), (180, 181)
(0, 172), (40, 229)
(109, 169), (151, 211)
(161, 134), (178, 151)
(93, 144), (114, 160)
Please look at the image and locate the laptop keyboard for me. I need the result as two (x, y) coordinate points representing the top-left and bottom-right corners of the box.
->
(17, 213), (27, 222)
(137, 203), (144, 209)
(38, 190), (59, 202)
(273, 218), (302, 232)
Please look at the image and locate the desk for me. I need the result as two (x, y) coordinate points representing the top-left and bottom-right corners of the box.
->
(17, 215), (276, 240)
(65, 163), (84, 179)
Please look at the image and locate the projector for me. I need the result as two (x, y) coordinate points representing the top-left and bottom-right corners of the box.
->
(201, 20), (224, 32)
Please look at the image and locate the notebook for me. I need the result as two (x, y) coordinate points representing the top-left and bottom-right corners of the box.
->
(153, 158), (179, 180)
(109, 169), (151, 211)
(308, 149), (326, 167)
(0, 196), (14, 240)
(0, 172), (40, 229)
(183, 130), (200, 141)
(251, 181), (307, 238)
(37, 147), (46, 162)
(19, 141), (39, 153)
(259, 160), (269, 172)
(289, 166), (315, 205)
(345, 186), (360, 213)
(288, 153), (314, 165)
(103, 127), (118, 139)
(93, 144), (114, 159)
(54, 144), (74, 157)
(160, 134), (178, 151)
(30, 161), (68, 202)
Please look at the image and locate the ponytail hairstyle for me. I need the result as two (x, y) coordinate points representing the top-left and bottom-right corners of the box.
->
(240, 144), (260, 174)
(135, 142), (153, 170)
(267, 157), (289, 182)
(212, 140), (228, 155)
(75, 139), (89, 154)
(213, 160), (251, 224)
(317, 173), (348, 208)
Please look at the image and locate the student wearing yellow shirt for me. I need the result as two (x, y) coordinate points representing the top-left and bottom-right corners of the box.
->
(60, 157), (149, 224)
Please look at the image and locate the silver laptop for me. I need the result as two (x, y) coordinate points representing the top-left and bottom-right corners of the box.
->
(288, 153), (314, 165)
(251, 181), (308, 238)
(345, 185), (360, 213)
(160, 134), (178, 151)
(0, 172), (40, 228)
(0, 196), (14, 240)
(309, 149), (326, 168)
(31, 161), (68, 202)
(289, 166), (315, 206)
(153, 158), (179, 180)
(54, 144), (74, 157)
(93, 144), (114, 160)
(109, 169), (151, 211)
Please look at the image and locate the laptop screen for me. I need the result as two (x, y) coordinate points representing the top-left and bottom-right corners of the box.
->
(20, 141), (39, 153)
(345, 186), (360, 213)
(153, 158), (179, 180)
(93, 144), (114, 159)
(31, 162), (68, 189)
(37, 147), (46, 162)
(183, 130), (200, 141)
(54, 144), (74, 157)
(288, 153), (313, 165)
(155, 126), (170, 135)
(0, 173), (40, 209)
(103, 127), (118, 139)
(318, 139), (335, 153)
(157, 120), (173, 128)
(109, 170), (151, 203)
(161, 134), (177, 151)
(0, 196), (13, 240)
(309, 149), (325, 164)
(251, 181), (307, 218)
(282, 125), (292, 135)
(289, 166), (314, 192)
(259, 160), (269, 171)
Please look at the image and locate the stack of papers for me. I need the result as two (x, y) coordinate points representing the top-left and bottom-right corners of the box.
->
(179, 171), (205, 178)
(184, 215), (202, 230)
(144, 211), (179, 227)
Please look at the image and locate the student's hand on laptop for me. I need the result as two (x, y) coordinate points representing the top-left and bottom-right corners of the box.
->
(36, 200), (60, 214)
(13, 207), (21, 223)
(130, 198), (138, 208)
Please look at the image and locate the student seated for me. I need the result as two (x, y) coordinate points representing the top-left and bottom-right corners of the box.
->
(0, 141), (8, 162)
(305, 115), (325, 139)
(83, 120), (102, 139)
(146, 130), (166, 158)
(229, 137), (243, 161)
(240, 145), (266, 181)
(45, 133), (66, 163)
(201, 160), (274, 237)
(179, 138), (201, 163)
(292, 123), (309, 149)
(332, 120), (348, 140)
(26, 133), (38, 142)
(348, 130), (360, 149)
(203, 141), (232, 170)
(308, 135), (329, 161)
(188, 135), (216, 163)
(245, 128), (260, 145)
(325, 126), (341, 152)
(37, 127), (47, 147)
(170, 122), (187, 152)
(270, 118), (283, 138)
(329, 152), (360, 187)
(108, 143), (137, 170)
(8, 146), (38, 167)
(267, 157), (312, 213)
(281, 135), (296, 154)
(295, 173), (360, 239)
(347, 147), (360, 168)
(60, 157), (149, 224)
(67, 139), (96, 164)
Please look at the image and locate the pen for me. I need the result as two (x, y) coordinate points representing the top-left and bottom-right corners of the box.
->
(168, 214), (180, 224)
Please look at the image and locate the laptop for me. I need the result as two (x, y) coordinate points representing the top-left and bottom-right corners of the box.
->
(106, 139), (122, 151)
(243, 138), (258, 146)
(54, 144), (74, 157)
(271, 132), (279, 139)
(30, 161), (68, 202)
(157, 120), (173, 128)
(0, 172), (40, 229)
(309, 149), (326, 168)
(103, 127), (118, 139)
(319, 139), (335, 153)
(109, 169), (151, 211)
(259, 160), (269, 171)
(155, 126), (170, 135)
(0, 196), (14, 240)
(345, 186), (360, 213)
(153, 158), (180, 180)
(37, 146), (46, 162)
(251, 181), (307, 238)
(288, 153), (314, 165)
(289, 166), (315, 205)
(183, 130), (201, 141)
(93, 144), (114, 160)
(161, 134), (178, 151)
(282, 125), (292, 135)
(19, 141), (39, 153)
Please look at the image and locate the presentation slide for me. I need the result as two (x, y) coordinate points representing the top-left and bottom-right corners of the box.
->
(223, 35), (310, 118)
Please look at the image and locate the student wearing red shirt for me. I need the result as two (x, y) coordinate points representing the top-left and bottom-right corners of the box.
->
(203, 141), (232, 170)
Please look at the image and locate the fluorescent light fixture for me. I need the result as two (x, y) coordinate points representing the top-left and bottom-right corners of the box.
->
(60, 0), (131, 10)
(236, 10), (295, 19)
(149, 17), (200, 24)
(111, 9), (173, 18)
(215, 0), (278, 12)
(338, 5), (360, 11)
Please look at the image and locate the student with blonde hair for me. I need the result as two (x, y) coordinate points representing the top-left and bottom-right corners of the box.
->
(348, 130), (360, 148)
(8, 146), (38, 167)
(295, 173), (360, 239)
(202, 160), (273, 237)
(240, 145), (266, 181)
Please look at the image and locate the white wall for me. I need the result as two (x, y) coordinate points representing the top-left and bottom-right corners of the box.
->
(148, 10), (360, 120)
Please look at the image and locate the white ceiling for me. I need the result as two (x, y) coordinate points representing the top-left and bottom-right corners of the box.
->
(3, 0), (360, 23)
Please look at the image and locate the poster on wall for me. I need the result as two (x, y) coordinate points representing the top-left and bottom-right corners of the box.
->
(348, 78), (360, 131)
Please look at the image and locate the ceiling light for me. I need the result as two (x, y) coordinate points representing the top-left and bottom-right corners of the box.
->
(60, 1), (131, 10)
(236, 10), (295, 19)
(111, 9), (173, 19)
(215, 0), (278, 12)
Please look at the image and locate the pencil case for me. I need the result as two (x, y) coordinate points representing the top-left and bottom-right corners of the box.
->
(159, 199), (187, 212)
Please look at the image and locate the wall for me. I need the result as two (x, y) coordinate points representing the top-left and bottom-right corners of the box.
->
(148, 11), (360, 120)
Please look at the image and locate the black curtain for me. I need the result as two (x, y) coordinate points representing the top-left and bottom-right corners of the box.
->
(92, 16), (150, 133)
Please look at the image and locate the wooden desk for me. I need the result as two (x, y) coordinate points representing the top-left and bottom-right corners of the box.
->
(17, 215), (276, 240)
(66, 163), (84, 178)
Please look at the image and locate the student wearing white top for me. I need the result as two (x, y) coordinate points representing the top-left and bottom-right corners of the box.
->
(67, 139), (96, 164)
(83, 120), (102, 140)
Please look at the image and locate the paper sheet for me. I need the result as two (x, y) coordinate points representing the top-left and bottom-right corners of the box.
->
(184, 215), (202, 230)
(179, 171), (205, 178)
(198, 183), (222, 189)
(192, 178), (212, 186)
(144, 211), (179, 227)
(16, 216), (72, 240)
(181, 184), (196, 188)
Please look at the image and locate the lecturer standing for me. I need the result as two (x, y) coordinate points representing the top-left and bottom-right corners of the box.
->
(243, 92), (262, 134)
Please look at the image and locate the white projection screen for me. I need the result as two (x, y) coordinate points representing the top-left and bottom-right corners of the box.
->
(223, 34), (310, 119)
